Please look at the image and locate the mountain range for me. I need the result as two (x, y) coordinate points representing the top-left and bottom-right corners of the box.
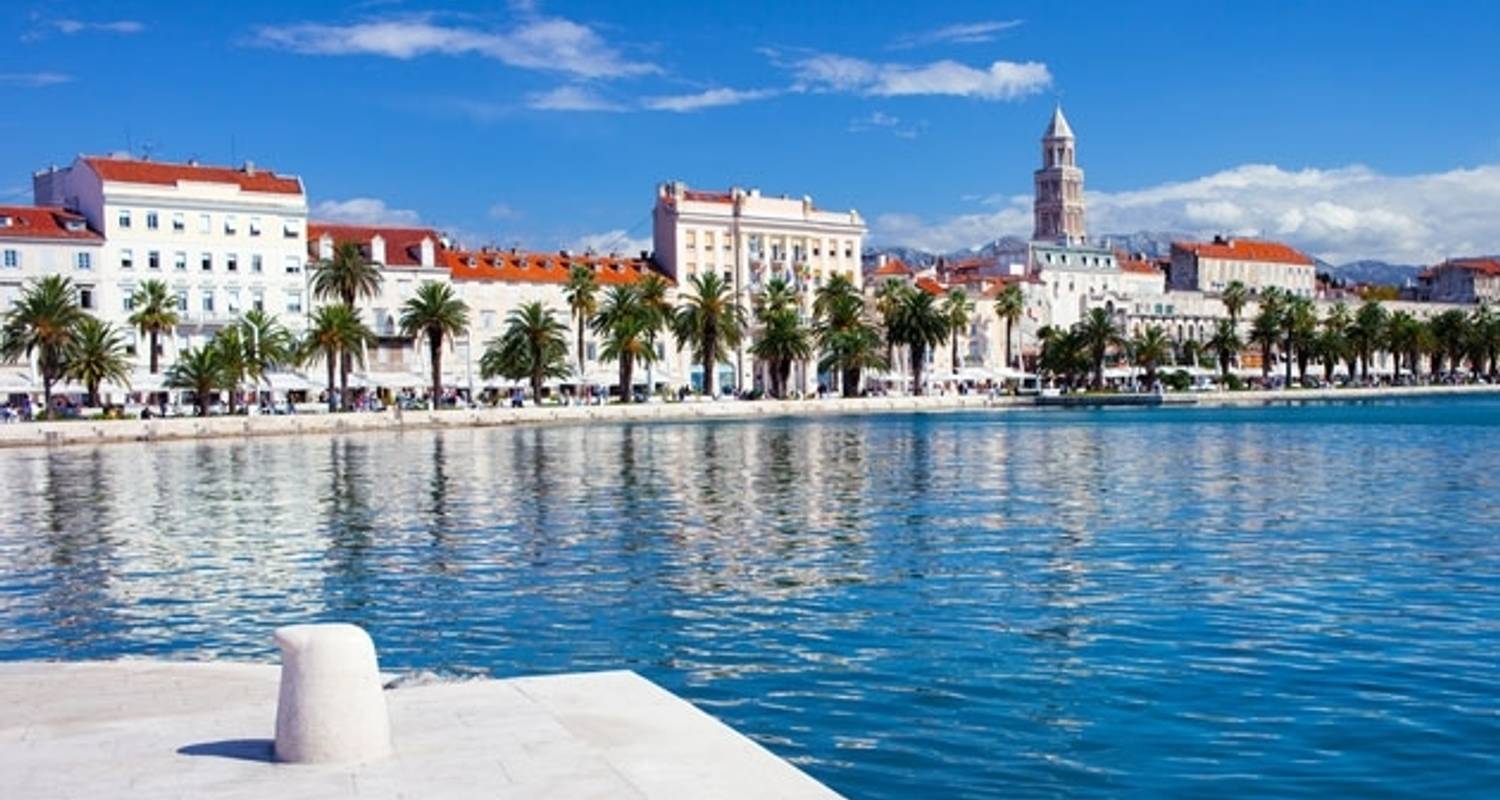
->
(870, 231), (1423, 287)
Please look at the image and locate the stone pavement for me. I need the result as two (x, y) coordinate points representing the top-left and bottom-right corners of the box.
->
(0, 660), (842, 799)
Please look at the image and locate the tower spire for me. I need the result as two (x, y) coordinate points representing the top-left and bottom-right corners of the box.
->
(1032, 106), (1086, 244)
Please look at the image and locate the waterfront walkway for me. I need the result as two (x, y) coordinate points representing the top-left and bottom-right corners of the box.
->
(0, 384), (1494, 449)
(0, 660), (840, 799)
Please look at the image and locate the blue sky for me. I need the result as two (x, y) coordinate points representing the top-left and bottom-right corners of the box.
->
(3, 0), (1498, 264)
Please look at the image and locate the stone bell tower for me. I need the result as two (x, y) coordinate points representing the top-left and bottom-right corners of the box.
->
(1032, 105), (1086, 245)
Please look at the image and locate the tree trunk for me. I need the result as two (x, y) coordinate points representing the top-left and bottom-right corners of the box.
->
(339, 361), (349, 412)
(619, 354), (633, 403)
(910, 345), (924, 396)
(326, 356), (337, 413)
(88, 381), (100, 409)
(950, 334), (959, 375)
(842, 367), (860, 398)
(576, 314), (586, 378)
(1004, 318), (1013, 368)
(1261, 343), (1272, 379)
(149, 330), (160, 374)
(429, 333), (443, 410)
(228, 383), (238, 415)
(1285, 337), (1294, 385)
(1361, 350), (1370, 380)
(1323, 357), (1334, 383)
(531, 366), (543, 407)
(702, 332), (716, 398)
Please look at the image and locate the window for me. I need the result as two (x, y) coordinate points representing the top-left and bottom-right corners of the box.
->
(199, 214), (211, 233)
(224, 215), (237, 235)
(172, 212), (185, 232)
(284, 255), (301, 274)
(118, 210), (131, 229)
(2, 249), (17, 269)
(146, 211), (159, 230)
(481, 310), (495, 330)
(75, 252), (92, 270)
(251, 288), (264, 312)
(249, 217), (261, 237)
(173, 251), (186, 271)
(251, 254), (262, 273)
(78, 287), (93, 309)
(122, 289), (135, 311)
(201, 252), (212, 271)
(202, 290), (214, 314)
(176, 290), (188, 311)
(586, 342), (597, 361)
(226, 253), (238, 273)
(226, 289), (240, 314)
(286, 291), (302, 314)
(282, 218), (299, 238)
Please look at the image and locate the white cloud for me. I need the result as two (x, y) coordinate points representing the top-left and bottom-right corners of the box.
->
(642, 87), (777, 112)
(312, 197), (422, 226)
(527, 85), (625, 112)
(786, 52), (1050, 100)
(487, 203), (518, 220)
(567, 229), (651, 257)
(53, 19), (145, 35)
(0, 72), (72, 87)
(848, 110), (925, 138)
(890, 20), (1022, 49)
(252, 16), (658, 80)
(872, 163), (1500, 264)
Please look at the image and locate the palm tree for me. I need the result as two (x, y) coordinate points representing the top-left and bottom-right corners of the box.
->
(993, 283), (1025, 369)
(1130, 325), (1171, 388)
(885, 286), (948, 395)
(1284, 296), (1318, 385)
(749, 294), (812, 399)
(814, 274), (885, 397)
(480, 301), (571, 404)
(636, 273), (673, 397)
(1385, 311), (1426, 379)
(1429, 309), (1470, 375)
(1, 275), (84, 415)
(64, 316), (131, 407)
(1076, 307), (1124, 390)
(563, 264), (600, 379)
(165, 346), (225, 417)
(399, 282), (469, 409)
(303, 304), (374, 413)
(237, 309), (293, 405)
(1471, 306), (1500, 378)
(1222, 280), (1249, 326)
(874, 278), (907, 368)
(592, 284), (658, 403)
(128, 279), (179, 375)
(1349, 301), (1389, 380)
(1038, 325), (1088, 389)
(311, 240), (383, 406)
(1207, 318), (1242, 385)
(1249, 289), (1285, 381)
(210, 326), (251, 415)
(941, 287), (974, 373)
(673, 272), (746, 398)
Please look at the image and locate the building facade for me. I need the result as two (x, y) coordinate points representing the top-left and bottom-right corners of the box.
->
(33, 156), (310, 364)
(1032, 106), (1086, 245)
(1169, 237), (1317, 298)
(0, 206), (105, 313)
(1421, 258), (1500, 304)
(653, 181), (866, 394)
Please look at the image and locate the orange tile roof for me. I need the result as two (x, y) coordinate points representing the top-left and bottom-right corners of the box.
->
(1439, 257), (1500, 276)
(83, 156), (303, 195)
(872, 257), (914, 277)
(0, 205), (102, 241)
(309, 223), (443, 268)
(444, 249), (672, 286)
(1115, 251), (1163, 275)
(1172, 238), (1314, 266)
(914, 276), (945, 296)
(682, 189), (735, 204)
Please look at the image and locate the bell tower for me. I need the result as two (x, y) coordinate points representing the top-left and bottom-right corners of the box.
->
(1032, 105), (1086, 245)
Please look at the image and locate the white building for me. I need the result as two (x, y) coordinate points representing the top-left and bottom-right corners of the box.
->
(1169, 237), (1317, 298)
(653, 181), (866, 394)
(1420, 258), (1500, 304)
(33, 155), (310, 364)
(0, 206), (106, 399)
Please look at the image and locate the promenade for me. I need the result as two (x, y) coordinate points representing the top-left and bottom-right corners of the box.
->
(0, 384), (1493, 450)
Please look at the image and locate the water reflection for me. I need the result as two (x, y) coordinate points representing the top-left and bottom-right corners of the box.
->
(2, 398), (1499, 798)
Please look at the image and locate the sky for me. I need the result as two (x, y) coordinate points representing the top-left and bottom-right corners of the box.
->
(3, 0), (1499, 265)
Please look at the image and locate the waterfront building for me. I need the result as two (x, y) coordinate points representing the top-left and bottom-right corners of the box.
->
(1168, 236), (1317, 298)
(1417, 257), (1500, 304)
(0, 206), (104, 313)
(653, 181), (866, 394)
(32, 156), (310, 364)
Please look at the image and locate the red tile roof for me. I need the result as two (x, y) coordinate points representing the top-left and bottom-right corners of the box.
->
(309, 223), (443, 268)
(914, 276), (945, 296)
(1115, 251), (1163, 275)
(1172, 238), (1314, 266)
(0, 205), (102, 242)
(83, 156), (303, 195)
(444, 249), (671, 286)
(682, 189), (735, 204)
(872, 257), (914, 277)
(1438, 257), (1500, 276)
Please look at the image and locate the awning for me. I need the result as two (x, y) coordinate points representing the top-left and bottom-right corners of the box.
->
(0, 369), (32, 393)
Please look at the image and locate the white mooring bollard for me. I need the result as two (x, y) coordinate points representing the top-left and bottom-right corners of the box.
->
(273, 623), (393, 764)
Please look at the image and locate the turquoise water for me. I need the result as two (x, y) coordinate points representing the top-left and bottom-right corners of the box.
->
(1, 397), (1498, 797)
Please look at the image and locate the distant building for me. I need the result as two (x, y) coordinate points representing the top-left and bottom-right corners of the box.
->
(1420, 258), (1500, 304)
(1169, 236), (1317, 298)
(653, 181), (866, 394)
(33, 155), (310, 363)
(0, 206), (104, 315)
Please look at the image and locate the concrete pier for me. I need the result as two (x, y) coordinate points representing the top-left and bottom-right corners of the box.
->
(0, 660), (842, 799)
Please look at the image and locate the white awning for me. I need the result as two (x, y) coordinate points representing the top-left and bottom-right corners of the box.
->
(0, 369), (32, 393)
